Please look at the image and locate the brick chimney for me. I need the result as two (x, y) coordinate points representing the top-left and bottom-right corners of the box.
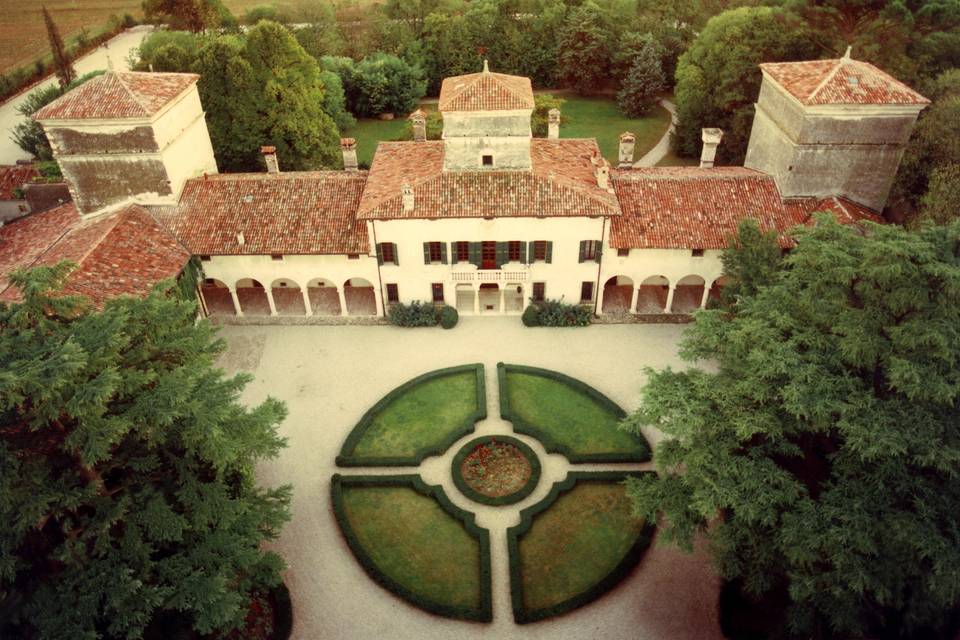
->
(341, 138), (358, 171)
(700, 128), (723, 168)
(410, 109), (427, 142)
(402, 183), (414, 212)
(548, 108), (560, 139)
(618, 132), (635, 168)
(261, 146), (279, 173)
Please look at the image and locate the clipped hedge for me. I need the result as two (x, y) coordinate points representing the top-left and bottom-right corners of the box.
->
(451, 435), (542, 507)
(521, 299), (592, 327)
(330, 474), (493, 622)
(388, 300), (438, 326)
(507, 471), (655, 624)
(497, 363), (651, 463)
(336, 364), (486, 466)
(269, 582), (293, 640)
(439, 305), (458, 329)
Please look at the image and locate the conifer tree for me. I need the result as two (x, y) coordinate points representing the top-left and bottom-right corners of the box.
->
(42, 6), (75, 89)
(623, 217), (960, 637)
(0, 263), (291, 639)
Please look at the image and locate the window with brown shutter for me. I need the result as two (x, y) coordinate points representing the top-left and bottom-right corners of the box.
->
(508, 241), (521, 262)
(456, 241), (470, 263)
(429, 242), (443, 262)
(431, 283), (444, 303)
(532, 282), (546, 302)
(386, 283), (399, 303)
(533, 240), (547, 261)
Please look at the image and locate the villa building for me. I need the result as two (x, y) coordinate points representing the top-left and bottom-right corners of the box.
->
(0, 52), (929, 318)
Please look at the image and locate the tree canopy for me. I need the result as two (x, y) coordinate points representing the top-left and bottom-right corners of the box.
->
(624, 217), (960, 637)
(0, 263), (291, 639)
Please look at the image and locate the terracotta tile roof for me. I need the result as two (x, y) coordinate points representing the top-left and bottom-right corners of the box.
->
(34, 71), (199, 121)
(0, 203), (189, 306)
(157, 171), (370, 255)
(0, 165), (40, 200)
(439, 68), (535, 111)
(785, 196), (885, 226)
(610, 167), (804, 249)
(760, 57), (929, 106)
(357, 139), (620, 220)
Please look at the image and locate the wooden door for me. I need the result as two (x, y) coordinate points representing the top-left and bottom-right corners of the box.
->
(481, 241), (497, 269)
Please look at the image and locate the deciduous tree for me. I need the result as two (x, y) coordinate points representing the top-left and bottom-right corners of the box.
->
(557, 1), (612, 95)
(624, 217), (960, 638)
(0, 263), (291, 639)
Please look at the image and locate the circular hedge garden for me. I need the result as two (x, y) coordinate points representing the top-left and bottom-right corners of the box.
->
(451, 435), (542, 506)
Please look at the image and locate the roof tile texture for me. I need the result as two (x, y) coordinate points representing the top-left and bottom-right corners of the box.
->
(760, 58), (929, 106)
(358, 139), (619, 220)
(0, 165), (40, 200)
(158, 171), (370, 255)
(439, 71), (535, 112)
(34, 71), (199, 121)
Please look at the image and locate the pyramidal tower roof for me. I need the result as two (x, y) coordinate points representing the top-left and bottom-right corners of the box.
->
(33, 71), (200, 121)
(438, 61), (535, 112)
(759, 49), (929, 106)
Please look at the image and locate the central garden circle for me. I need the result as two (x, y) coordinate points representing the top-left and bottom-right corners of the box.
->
(452, 435), (541, 506)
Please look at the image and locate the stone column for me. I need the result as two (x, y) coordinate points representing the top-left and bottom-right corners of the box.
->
(338, 288), (349, 316)
(229, 288), (244, 317)
(301, 288), (313, 316)
(699, 283), (711, 309)
(473, 288), (480, 315)
(664, 285), (676, 313)
(630, 287), (640, 313)
(499, 288), (506, 314)
(265, 287), (278, 316)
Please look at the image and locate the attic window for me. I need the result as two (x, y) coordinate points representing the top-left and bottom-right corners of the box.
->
(847, 75), (860, 86)
(692, 248), (705, 257)
(199, 255), (211, 262)
(242, 194), (254, 203)
(271, 254), (283, 261)
(482, 154), (493, 167)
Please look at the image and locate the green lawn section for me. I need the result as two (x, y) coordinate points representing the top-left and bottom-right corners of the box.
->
(655, 147), (700, 167)
(559, 96), (671, 165)
(340, 96), (671, 167)
(504, 370), (647, 460)
(517, 481), (643, 612)
(341, 485), (483, 612)
(350, 370), (479, 459)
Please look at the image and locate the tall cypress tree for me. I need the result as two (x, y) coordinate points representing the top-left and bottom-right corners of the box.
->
(42, 6), (75, 89)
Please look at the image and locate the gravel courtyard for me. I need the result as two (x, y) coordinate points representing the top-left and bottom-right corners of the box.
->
(217, 317), (723, 640)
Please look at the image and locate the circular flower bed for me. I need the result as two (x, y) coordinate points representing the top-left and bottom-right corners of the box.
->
(452, 436), (541, 506)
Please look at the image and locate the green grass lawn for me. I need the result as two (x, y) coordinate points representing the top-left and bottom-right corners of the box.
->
(516, 480), (644, 613)
(502, 369), (649, 461)
(340, 96), (671, 167)
(346, 369), (480, 461)
(340, 484), (484, 612)
(656, 148), (700, 167)
(558, 96), (671, 165)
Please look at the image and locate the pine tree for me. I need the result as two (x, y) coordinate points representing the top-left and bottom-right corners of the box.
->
(0, 263), (291, 639)
(616, 41), (666, 117)
(42, 6), (74, 89)
(623, 217), (960, 638)
(717, 218), (783, 307)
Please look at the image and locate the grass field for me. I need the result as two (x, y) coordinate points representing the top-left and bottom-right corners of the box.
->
(656, 147), (700, 167)
(0, 1), (328, 74)
(503, 370), (649, 460)
(516, 481), (644, 612)
(340, 484), (483, 611)
(348, 370), (479, 459)
(344, 95), (672, 167)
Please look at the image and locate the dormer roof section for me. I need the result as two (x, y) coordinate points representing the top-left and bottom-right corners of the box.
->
(438, 64), (535, 112)
(759, 53), (929, 107)
(33, 71), (200, 121)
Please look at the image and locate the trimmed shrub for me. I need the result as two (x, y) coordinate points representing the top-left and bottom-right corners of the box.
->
(439, 305), (458, 329)
(522, 300), (591, 327)
(521, 305), (540, 327)
(388, 301), (438, 327)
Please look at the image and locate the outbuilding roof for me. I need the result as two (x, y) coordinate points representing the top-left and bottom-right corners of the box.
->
(357, 139), (620, 220)
(760, 54), (929, 106)
(438, 64), (535, 112)
(33, 71), (199, 121)
(157, 171), (370, 255)
(0, 203), (189, 306)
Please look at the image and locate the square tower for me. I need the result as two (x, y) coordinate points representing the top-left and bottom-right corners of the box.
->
(744, 51), (929, 212)
(438, 61), (535, 171)
(34, 71), (218, 216)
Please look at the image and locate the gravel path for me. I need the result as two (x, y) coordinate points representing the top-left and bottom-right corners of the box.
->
(218, 317), (723, 640)
(633, 99), (678, 167)
(0, 26), (153, 165)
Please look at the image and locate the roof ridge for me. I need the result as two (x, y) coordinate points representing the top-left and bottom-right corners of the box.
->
(806, 58), (844, 102)
(111, 71), (151, 116)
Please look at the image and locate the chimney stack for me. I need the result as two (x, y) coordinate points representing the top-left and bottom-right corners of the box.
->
(700, 128), (723, 168)
(402, 183), (414, 212)
(618, 132), (636, 168)
(261, 146), (279, 174)
(410, 109), (427, 142)
(595, 161), (610, 190)
(548, 108), (560, 139)
(340, 138), (358, 171)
